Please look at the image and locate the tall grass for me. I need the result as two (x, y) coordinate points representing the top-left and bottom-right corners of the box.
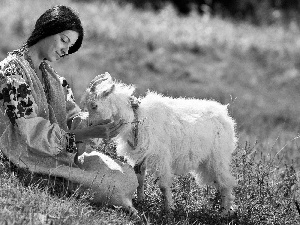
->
(1, 0), (300, 224)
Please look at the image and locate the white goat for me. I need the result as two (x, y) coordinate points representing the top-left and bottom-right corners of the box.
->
(81, 72), (238, 214)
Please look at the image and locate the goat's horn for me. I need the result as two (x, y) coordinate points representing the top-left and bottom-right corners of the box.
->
(89, 74), (106, 88)
(89, 73), (112, 91)
(90, 79), (107, 92)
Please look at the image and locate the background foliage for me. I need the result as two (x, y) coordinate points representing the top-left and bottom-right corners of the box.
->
(77, 0), (300, 25)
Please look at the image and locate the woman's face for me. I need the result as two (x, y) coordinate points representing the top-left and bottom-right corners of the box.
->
(39, 30), (79, 62)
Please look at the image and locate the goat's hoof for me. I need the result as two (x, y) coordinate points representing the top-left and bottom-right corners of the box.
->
(137, 196), (145, 202)
(137, 192), (145, 202)
(220, 205), (237, 217)
(163, 204), (175, 216)
(131, 212), (141, 221)
(162, 209), (174, 221)
(128, 208), (141, 220)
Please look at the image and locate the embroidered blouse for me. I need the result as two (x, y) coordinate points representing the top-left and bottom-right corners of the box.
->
(0, 47), (82, 171)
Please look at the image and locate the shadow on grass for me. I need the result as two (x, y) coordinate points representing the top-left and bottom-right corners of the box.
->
(128, 175), (256, 225)
(133, 198), (249, 225)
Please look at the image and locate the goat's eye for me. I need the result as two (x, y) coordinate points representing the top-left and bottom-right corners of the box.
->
(90, 102), (98, 110)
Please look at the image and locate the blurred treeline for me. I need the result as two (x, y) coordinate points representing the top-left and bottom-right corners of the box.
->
(74, 0), (300, 25)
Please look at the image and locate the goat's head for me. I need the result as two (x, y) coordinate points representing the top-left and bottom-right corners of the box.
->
(81, 72), (135, 125)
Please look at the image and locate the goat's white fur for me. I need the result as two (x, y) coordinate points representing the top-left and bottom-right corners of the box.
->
(82, 72), (238, 214)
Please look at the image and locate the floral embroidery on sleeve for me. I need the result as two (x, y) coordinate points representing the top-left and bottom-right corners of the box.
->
(0, 63), (35, 125)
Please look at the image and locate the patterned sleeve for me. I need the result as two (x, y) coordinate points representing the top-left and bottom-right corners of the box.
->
(0, 61), (76, 155)
(0, 62), (36, 125)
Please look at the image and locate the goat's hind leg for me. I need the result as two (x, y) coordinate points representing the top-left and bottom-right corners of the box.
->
(212, 169), (236, 215)
(195, 162), (235, 215)
(218, 185), (235, 215)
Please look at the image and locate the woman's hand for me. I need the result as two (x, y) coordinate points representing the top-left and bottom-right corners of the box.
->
(71, 115), (124, 141)
(88, 116), (124, 139)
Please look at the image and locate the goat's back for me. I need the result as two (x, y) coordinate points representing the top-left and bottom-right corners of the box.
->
(118, 91), (237, 174)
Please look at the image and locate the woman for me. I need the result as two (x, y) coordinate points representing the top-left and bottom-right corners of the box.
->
(0, 5), (124, 189)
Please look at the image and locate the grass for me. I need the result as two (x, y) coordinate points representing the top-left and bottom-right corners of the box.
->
(1, 0), (300, 224)
(1, 138), (299, 224)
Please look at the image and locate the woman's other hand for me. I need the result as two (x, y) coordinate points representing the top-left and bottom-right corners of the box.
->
(89, 116), (124, 139)
(71, 115), (124, 141)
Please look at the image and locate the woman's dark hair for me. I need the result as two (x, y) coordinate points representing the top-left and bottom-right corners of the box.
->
(26, 5), (84, 55)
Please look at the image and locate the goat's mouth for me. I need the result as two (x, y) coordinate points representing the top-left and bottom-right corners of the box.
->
(88, 120), (99, 127)
(87, 118), (97, 126)
(87, 117), (113, 127)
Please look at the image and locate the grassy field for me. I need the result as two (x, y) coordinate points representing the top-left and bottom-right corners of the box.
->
(1, 0), (300, 224)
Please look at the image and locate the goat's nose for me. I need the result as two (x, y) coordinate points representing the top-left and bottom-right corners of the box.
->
(90, 102), (98, 110)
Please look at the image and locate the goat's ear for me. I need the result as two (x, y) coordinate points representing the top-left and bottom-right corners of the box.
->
(79, 92), (88, 110)
(104, 72), (113, 83)
(102, 84), (115, 98)
(130, 85), (136, 96)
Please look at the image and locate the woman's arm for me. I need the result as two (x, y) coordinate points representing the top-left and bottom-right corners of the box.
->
(0, 60), (76, 155)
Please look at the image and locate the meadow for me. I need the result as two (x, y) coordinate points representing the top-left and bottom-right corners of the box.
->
(1, 0), (300, 224)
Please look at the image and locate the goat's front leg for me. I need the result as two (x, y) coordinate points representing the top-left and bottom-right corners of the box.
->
(219, 187), (235, 216)
(134, 159), (146, 202)
(158, 172), (174, 212)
